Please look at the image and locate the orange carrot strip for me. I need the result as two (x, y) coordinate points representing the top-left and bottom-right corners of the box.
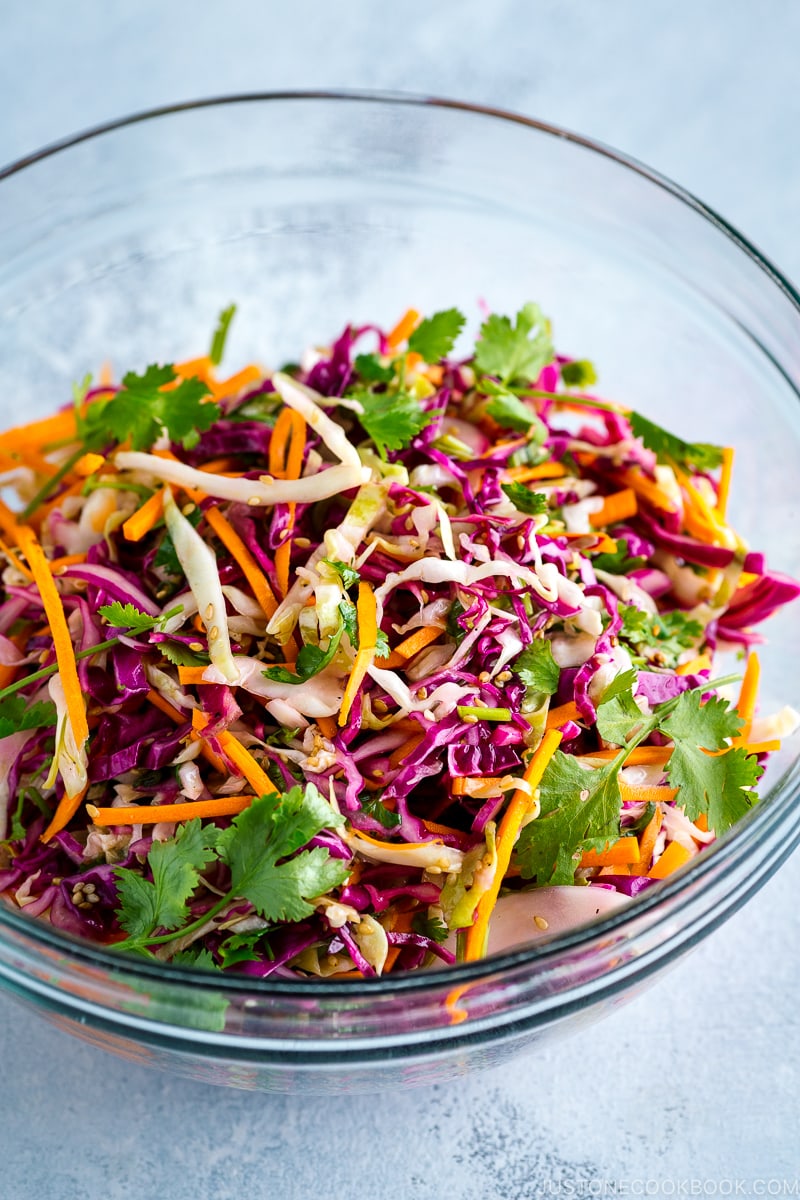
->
(676, 654), (711, 676)
(0, 536), (34, 581)
(174, 355), (213, 380)
(505, 461), (569, 482)
(741, 739), (780, 755)
(421, 819), (467, 840)
(317, 715), (338, 740)
(618, 782), (678, 804)
(631, 806), (664, 876)
(464, 729), (563, 961)
(581, 745), (673, 766)
(558, 530), (619, 554)
(349, 829), (439, 851)
(694, 813), (709, 834)
(338, 582), (378, 727)
(599, 864), (631, 877)
(16, 525), (88, 750)
(208, 364), (262, 400)
(122, 491), (164, 542)
(735, 651), (760, 737)
(715, 447), (734, 521)
(177, 665), (211, 686)
(546, 700), (582, 730)
(388, 734), (424, 770)
(374, 649), (406, 670)
(269, 407), (307, 596)
(147, 689), (226, 773)
(87, 795), (257, 826)
(589, 488), (638, 528)
(580, 837), (640, 869)
(405, 351), (423, 371)
(386, 308), (420, 350)
(74, 453), (106, 477)
(49, 553), (88, 573)
(0, 409), (81, 454)
(203, 506), (280, 621)
(191, 709), (277, 796)
(648, 840), (692, 880)
(391, 626), (442, 661)
(613, 466), (680, 515)
(42, 785), (88, 844)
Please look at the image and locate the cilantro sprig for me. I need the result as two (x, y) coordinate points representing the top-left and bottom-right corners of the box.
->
(516, 671), (754, 884)
(0, 696), (57, 740)
(628, 411), (724, 473)
(113, 785), (349, 954)
(475, 302), (554, 386)
(619, 605), (704, 668)
(501, 481), (548, 515)
(407, 308), (465, 363)
(352, 387), (435, 459)
(78, 364), (221, 454)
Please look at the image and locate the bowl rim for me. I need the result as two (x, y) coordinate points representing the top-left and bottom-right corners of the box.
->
(1, 88), (799, 1001)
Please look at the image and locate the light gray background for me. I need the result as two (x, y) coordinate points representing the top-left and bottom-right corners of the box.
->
(1, 3), (799, 1197)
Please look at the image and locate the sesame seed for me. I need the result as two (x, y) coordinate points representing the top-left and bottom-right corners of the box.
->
(208, 626), (219, 642)
(247, 497), (262, 506)
(182, 503), (196, 517)
(189, 642), (204, 652)
(534, 915), (549, 930)
(478, 671), (491, 683)
(372, 699), (388, 714)
(205, 603), (215, 620)
(294, 537), (311, 549)
(517, 534), (526, 550)
(463, 714), (478, 724)
(417, 687), (428, 700)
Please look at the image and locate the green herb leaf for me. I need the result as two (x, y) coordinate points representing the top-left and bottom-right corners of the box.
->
(339, 598), (358, 647)
(560, 360), (598, 388)
(516, 752), (623, 885)
(501, 481), (548, 515)
(114, 820), (219, 939)
(619, 605), (704, 667)
(209, 304), (237, 366)
(594, 670), (645, 747)
(159, 641), (209, 668)
(412, 913), (449, 944)
(353, 388), (435, 459)
(171, 947), (221, 971)
(0, 696), (57, 739)
(591, 539), (647, 575)
(629, 411), (724, 473)
(513, 640), (561, 697)
(322, 558), (360, 590)
(263, 620), (344, 685)
(354, 353), (395, 383)
(359, 794), (402, 831)
(660, 691), (761, 834)
(474, 302), (554, 385)
(484, 385), (548, 437)
(446, 599), (466, 644)
(98, 601), (158, 635)
(217, 929), (269, 968)
(217, 786), (348, 922)
(407, 308), (466, 363)
(81, 365), (220, 453)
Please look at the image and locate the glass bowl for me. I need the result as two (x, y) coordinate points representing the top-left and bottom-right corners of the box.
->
(0, 92), (798, 1094)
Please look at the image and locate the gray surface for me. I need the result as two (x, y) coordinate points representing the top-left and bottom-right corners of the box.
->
(1, 3), (799, 1196)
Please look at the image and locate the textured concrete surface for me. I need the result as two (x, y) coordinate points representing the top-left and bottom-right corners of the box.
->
(1, 3), (799, 1197)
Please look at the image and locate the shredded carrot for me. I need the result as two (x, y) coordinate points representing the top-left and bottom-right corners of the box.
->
(147, 689), (226, 773)
(191, 709), (277, 795)
(338, 582), (378, 727)
(388, 734), (424, 770)
(735, 651), (760, 739)
(599, 864), (630, 877)
(421, 819), (467, 840)
(631, 807), (664, 876)
(269, 407), (307, 598)
(694, 813), (709, 834)
(463, 729), (563, 961)
(676, 653), (711, 676)
(589, 488), (638, 528)
(618, 782), (678, 804)
(203, 506), (280, 621)
(87, 795), (257, 826)
(42, 785), (88, 844)
(405, 351), (423, 371)
(177, 665), (211, 686)
(16, 525), (87, 810)
(580, 837), (640, 869)
(613, 466), (680, 515)
(0, 535), (34, 581)
(505, 461), (569, 482)
(386, 308), (420, 350)
(74, 452), (105, 477)
(715, 447), (734, 521)
(0, 409), (81, 455)
(382, 625), (443, 664)
(316, 715), (338, 740)
(545, 700), (582, 730)
(49, 553), (88, 573)
(581, 745), (673, 765)
(122, 490), (164, 542)
(648, 840), (692, 880)
(174, 355), (213, 381)
(740, 738), (780, 755)
(208, 364), (262, 400)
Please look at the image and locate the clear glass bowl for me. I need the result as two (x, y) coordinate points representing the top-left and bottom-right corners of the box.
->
(0, 92), (798, 1093)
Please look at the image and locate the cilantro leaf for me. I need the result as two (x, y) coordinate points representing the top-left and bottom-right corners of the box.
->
(354, 353), (395, 383)
(501, 482), (548, 515)
(98, 601), (158, 635)
(407, 308), (465, 363)
(483, 384), (548, 437)
(446, 599), (467, 644)
(353, 388), (434, 459)
(217, 787), (348, 922)
(339, 597), (358, 646)
(619, 605), (704, 667)
(81, 364), (220, 453)
(217, 929), (270, 968)
(591, 539), (647, 575)
(209, 303), (236, 366)
(474, 302), (554, 385)
(359, 794), (401, 831)
(513, 640), (560, 697)
(516, 752), (623, 885)
(660, 691), (761, 834)
(171, 947), (221, 970)
(595, 670), (645, 747)
(560, 359), (598, 388)
(263, 620), (344, 685)
(114, 820), (219, 939)
(629, 411), (724, 473)
(322, 558), (360, 590)
(0, 696), (56, 739)
(159, 641), (209, 668)
(412, 913), (449, 944)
